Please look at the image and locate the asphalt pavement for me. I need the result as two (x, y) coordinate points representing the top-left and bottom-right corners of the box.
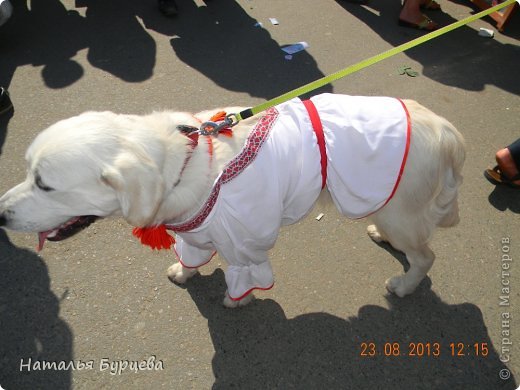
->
(0, 0), (519, 389)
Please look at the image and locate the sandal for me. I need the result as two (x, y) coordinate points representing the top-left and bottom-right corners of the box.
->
(484, 165), (520, 189)
(398, 15), (439, 31)
(421, 0), (442, 10)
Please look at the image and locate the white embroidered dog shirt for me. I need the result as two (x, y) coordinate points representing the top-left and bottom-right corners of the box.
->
(168, 94), (410, 300)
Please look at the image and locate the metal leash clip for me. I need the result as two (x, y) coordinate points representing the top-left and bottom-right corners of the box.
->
(199, 114), (238, 136)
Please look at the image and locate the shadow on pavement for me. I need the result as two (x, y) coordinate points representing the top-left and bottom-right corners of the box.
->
(0, 0), (176, 88)
(186, 268), (517, 390)
(0, 0), (331, 101)
(0, 0), (87, 89)
(168, 0), (333, 99)
(0, 108), (14, 156)
(0, 229), (73, 390)
(335, 0), (520, 95)
(488, 184), (520, 213)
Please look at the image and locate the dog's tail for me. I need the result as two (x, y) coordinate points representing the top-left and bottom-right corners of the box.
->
(430, 116), (465, 228)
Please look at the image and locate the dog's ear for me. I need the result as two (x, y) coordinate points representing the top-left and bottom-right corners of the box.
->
(101, 153), (164, 227)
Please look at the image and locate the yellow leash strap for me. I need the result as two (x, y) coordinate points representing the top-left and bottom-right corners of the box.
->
(234, 0), (517, 122)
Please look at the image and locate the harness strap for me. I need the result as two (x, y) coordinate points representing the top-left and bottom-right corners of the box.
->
(303, 99), (327, 189)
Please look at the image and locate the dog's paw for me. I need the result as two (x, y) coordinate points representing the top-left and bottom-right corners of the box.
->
(167, 262), (198, 284)
(367, 225), (385, 243)
(385, 276), (410, 298)
(223, 291), (255, 308)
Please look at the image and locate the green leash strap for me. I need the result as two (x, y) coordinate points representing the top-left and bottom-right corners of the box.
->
(235, 0), (517, 122)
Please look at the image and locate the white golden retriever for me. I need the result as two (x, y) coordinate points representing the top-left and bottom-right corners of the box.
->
(0, 94), (465, 308)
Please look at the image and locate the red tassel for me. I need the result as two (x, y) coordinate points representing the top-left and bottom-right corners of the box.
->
(132, 225), (175, 250)
(218, 129), (233, 138)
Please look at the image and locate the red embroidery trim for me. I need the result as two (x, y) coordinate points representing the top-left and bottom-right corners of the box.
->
(166, 107), (279, 232)
(228, 283), (275, 301)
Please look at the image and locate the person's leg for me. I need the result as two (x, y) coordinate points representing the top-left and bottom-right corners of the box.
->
(399, 0), (438, 30)
(505, 139), (520, 173)
(496, 139), (520, 185)
(485, 139), (520, 188)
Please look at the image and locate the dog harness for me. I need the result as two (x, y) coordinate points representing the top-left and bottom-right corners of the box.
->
(168, 94), (411, 300)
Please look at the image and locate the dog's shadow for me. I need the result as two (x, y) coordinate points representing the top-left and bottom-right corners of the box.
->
(185, 269), (516, 390)
(0, 229), (73, 389)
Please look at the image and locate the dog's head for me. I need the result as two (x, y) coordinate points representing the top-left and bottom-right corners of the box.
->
(0, 111), (193, 250)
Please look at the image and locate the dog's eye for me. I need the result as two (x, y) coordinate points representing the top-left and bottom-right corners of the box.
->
(35, 175), (55, 192)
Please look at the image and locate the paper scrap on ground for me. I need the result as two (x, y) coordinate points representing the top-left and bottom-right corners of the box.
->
(478, 27), (494, 37)
(315, 213), (324, 221)
(269, 17), (279, 25)
(281, 42), (309, 55)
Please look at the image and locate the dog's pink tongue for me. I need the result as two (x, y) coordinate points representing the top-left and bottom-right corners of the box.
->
(37, 231), (51, 252)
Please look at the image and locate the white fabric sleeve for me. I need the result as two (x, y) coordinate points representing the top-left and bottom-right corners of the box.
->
(174, 234), (216, 269)
(216, 240), (275, 301)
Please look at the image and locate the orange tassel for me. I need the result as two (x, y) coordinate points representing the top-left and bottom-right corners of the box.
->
(210, 111), (227, 122)
(132, 225), (175, 250)
(208, 111), (233, 138)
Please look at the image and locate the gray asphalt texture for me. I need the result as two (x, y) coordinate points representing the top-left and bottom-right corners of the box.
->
(0, 0), (519, 389)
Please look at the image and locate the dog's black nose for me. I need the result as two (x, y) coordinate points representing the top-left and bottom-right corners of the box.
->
(0, 214), (6, 227)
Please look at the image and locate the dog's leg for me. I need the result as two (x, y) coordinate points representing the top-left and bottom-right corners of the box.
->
(222, 291), (255, 308)
(216, 250), (274, 308)
(370, 210), (435, 297)
(367, 224), (388, 243)
(385, 245), (435, 297)
(167, 262), (198, 284)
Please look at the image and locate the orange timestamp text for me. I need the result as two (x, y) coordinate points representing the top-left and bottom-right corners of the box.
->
(360, 342), (490, 357)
